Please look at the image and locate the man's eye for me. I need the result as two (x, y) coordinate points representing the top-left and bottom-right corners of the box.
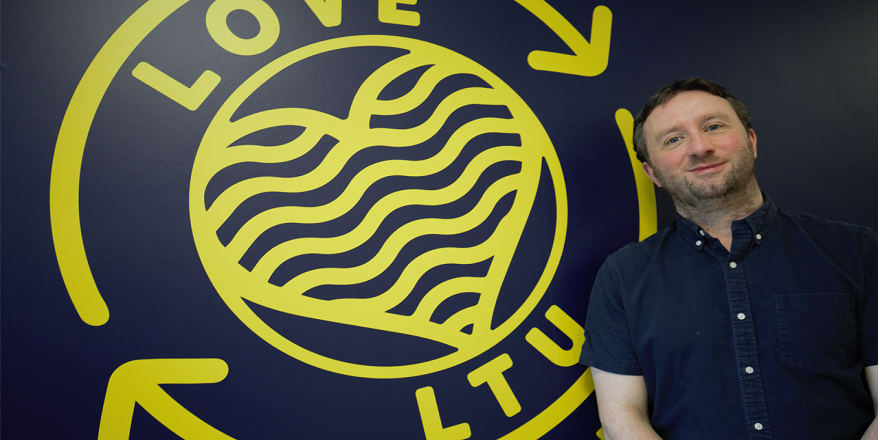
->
(707, 124), (721, 131)
(666, 136), (681, 145)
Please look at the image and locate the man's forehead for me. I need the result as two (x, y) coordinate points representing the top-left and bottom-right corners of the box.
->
(645, 91), (737, 129)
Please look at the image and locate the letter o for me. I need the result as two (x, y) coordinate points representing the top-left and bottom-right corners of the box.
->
(206, 0), (279, 56)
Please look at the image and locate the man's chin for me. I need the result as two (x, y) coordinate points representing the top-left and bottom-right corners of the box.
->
(670, 181), (731, 205)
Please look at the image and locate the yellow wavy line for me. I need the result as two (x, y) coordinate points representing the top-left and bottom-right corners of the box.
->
(356, 86), (506, 147)
(384, 245), (501, 344)
(351, 58), (433, 118)
(350, 51), (489, 121)
(369, 66), (452, 116)
(365, 184), (533, 340)
(366, 64), (484, 118)
(205, 87), (503, 224)
(411, 276), (492, 334)
(220, 130), (323, 168)
(196, 108), (344, 177)
(263, 242), (499, 348)
(251, 171), (520, 293)
(250, 171), (520, 284)
(284, 200), (526, 346)
(225, 144), (523, 260)
(206, 116), (519, 229)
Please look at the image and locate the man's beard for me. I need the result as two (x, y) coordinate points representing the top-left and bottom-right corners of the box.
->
(653, 140), (756, 208)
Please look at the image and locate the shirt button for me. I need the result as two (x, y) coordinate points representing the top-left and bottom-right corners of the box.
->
(699, 230), (705, 236)
(756, 233), (762, 240)
(754, 423), (764, 431)
(696, 240), (702, 246)
(745, 366), (754, 374)
(737, 313), (746, 320)
(729, 261), (737, 269)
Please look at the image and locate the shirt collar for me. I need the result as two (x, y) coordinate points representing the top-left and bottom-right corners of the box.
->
(740, 194), (776, 245)
(675, 193), (777, 251)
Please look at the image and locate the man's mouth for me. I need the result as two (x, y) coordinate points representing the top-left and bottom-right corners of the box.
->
(689, 162), (726, 175)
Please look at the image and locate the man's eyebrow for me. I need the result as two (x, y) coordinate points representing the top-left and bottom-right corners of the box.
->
(653, 125), (685, 144)
(700, 112), (735, 123)
(652, 112), (736, 143)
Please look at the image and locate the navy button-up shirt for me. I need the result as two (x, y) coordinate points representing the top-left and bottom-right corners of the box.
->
(580, 197), (877, 439)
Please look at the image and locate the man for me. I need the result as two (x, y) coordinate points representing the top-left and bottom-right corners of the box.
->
(579, 78), (877, 439)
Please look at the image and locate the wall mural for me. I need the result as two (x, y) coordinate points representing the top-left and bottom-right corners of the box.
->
(2, 1), (875, 439)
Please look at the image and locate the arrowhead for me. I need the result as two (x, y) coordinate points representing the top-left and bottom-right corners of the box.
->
(98, 359), (234, 440)
(518, 2), (613, 77)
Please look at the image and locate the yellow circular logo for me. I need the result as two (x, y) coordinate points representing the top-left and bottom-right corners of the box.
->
(190, 35), (565, 378)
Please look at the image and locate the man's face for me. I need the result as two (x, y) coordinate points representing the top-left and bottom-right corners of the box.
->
(641, 91), (757, 206)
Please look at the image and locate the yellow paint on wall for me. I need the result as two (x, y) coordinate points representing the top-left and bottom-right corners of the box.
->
(205, 0), (280, 56)
(51, 0), (192, 326)
(514, 1), (612, 77)
(615, 108), (657, 240)
(416, 386), (472, 440)
(132, 62), (220, 111)
(98, 359), (232, 440)
(378, 0), (421, 26)
(304, 0), (342, 27)
(525, 305), (586, 367)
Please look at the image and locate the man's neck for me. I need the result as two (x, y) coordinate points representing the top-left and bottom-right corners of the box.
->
(672, 180), (764, 251)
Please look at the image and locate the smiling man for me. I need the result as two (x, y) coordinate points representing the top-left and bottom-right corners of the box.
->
(579, 78), (877, 439)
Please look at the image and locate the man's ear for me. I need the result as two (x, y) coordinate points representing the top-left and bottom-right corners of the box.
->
(642, 161), (662, 187)
(749, 128), (757, 159)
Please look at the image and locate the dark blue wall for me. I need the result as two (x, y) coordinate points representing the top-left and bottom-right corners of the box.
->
(2, 1), (875, 439)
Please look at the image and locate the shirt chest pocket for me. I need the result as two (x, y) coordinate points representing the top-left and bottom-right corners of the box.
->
(775, 293), (859, 372)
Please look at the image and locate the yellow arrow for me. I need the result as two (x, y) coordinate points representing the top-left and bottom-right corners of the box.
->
(52, 0), (192, 327)
(514, 1), (612, 77)
(614, 108), (657, 241)
(98, 358), (235, 440)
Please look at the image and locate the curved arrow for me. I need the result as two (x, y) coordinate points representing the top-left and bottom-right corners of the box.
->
(51, 0), (191, 326)
(514, 1), (612, 76)
(615, 108), (657, 240)
(98, 359), (234, 440)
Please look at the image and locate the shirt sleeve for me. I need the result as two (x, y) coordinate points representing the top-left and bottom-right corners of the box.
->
(579, 256), (643, 375)
(860, 228), (877, 366)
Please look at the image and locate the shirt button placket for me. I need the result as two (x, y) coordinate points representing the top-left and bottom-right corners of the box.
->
(724, 252), (772, 439)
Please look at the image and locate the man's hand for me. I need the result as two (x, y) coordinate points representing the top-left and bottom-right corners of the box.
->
(590, 367), (663, 440)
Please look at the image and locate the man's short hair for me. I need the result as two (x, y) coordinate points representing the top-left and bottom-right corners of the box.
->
(632, 77), (753, 163)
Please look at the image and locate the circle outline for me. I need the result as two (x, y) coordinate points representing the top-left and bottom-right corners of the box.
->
(49, 1), (587, 438)
(189, 34), (569, 379)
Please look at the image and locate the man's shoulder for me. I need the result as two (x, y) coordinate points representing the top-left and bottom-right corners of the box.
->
(780, 208), (875, 232)
(777, 208), (877, 243)
(603, 223), (678, 267)
(774, 207), (877, 265)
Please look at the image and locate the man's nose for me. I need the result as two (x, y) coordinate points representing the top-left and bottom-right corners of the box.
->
(688, 132), (714, 156)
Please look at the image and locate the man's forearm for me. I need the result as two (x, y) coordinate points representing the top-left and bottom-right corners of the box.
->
(591, 368), (663, 440)
(601, 409), (663, 440)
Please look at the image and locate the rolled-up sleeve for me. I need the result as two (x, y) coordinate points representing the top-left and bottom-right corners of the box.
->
(579, 257), (642, 375)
